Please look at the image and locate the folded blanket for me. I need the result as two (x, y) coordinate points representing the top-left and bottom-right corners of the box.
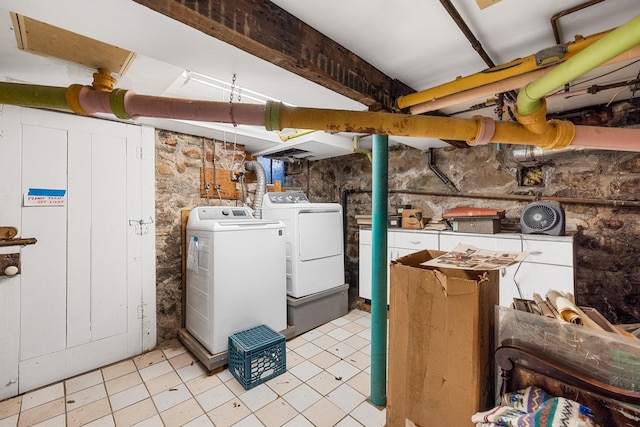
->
(471, 386), (597, 427)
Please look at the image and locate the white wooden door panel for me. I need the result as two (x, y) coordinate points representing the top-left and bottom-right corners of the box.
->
(139, 125), (157, 352)
(0, 106), (22, 400)
(91, 134), (128, 340)
(17, 349), (66, 394)
(124, 124), (146, 351)
(0, 106), (156, 399)
(67, 131), (93, 348)
(20, 125), (68, 361)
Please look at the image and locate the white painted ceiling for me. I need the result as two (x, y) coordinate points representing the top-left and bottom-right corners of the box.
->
(2, 0), (640, 159)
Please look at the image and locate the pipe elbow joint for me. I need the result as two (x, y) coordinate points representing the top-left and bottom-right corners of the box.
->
(515, 99), (575, 149)
(537, 119), (576, 150)
(514, 99), (549, 135)
(516, 84), (544, 117)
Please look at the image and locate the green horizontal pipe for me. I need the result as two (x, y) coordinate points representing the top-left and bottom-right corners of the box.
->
(0, 83), (70, 111)
(517, 14), (640, 115)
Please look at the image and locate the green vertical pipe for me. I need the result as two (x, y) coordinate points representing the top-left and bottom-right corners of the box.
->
(517, 14), (640, 115)
(370, 134), (388, 406)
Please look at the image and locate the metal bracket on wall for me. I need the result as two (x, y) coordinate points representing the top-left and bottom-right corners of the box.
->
(129, 217), (154, 235)
(428, 148), (460, 192)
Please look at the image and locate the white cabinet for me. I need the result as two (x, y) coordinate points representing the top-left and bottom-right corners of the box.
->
(391, 230), (439, 260)
(359, 229), (438, 304)
(358, 229), (393, 302)
(359, 228), (575, 307)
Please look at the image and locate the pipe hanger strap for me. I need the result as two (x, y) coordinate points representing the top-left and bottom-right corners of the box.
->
(65, 84), (88, 116)
(469, 116), (496, 146)
(110, 89), (132, 120)
(264, 101), (281, 131)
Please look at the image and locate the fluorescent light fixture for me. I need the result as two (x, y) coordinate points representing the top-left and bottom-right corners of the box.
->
(178, 70), (295, 106)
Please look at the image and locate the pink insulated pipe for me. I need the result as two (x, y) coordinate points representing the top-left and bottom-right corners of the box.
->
(77, 86), (266, 125)
(572, 126), (640, 150)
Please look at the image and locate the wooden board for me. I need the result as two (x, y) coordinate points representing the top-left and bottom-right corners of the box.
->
(11, 13), (136, 75)
(181, 210), (190, 328)
(267, 180), (282, 192)
(199, 166), (269, 199)
(0, 227), (18, 239)
(476, 0), (501, 10)
(200, 167), (239, 200)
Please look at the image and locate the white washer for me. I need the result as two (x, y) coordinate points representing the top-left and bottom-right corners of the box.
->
(185, 206), (286, 355)
(261, 192), (344, 298)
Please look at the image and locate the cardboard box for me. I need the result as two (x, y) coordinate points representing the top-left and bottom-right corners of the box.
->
(386, 250), (499, 427)
(401, 209), (424, 229)
(388, 215), (402, 228)
(451, 217), (501, 234)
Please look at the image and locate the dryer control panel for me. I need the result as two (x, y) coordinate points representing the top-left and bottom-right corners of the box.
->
(266, 192), (309, 204)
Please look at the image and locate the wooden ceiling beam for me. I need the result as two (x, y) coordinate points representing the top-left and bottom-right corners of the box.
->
(133, 0), (415, 111)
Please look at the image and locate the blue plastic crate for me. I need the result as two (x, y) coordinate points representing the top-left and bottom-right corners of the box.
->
(228, 325), (286, 390)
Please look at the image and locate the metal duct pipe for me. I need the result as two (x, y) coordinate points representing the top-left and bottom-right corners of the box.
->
(244, 161), (267, 218)
(510, 145), (597, 163)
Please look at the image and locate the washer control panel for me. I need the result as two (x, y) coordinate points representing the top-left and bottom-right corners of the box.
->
(195, 206), (254, 220)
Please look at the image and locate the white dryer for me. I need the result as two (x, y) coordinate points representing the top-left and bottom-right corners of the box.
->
(185, 206), (286, 355)
(261, 192), (344, 298)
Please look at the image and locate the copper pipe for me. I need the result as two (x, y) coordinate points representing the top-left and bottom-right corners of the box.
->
(439, 0), (522, 102)
(385, 189), (640, 208)
(551, 0), (606, 44)
(439, 0), (495, 68)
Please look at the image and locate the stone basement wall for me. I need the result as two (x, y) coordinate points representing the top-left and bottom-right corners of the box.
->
(155, 129), (247, 344)
(290, 143), (640, 326)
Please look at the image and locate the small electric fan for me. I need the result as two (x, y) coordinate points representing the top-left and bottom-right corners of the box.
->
(520, 200), (565, 236)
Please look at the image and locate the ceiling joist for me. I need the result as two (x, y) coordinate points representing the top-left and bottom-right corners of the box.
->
(132, 0), (415, 111)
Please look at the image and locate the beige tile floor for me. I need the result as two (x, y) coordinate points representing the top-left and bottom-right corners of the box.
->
(0, 309), (386, 427)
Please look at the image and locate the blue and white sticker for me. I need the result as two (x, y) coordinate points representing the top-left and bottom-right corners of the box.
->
(24, 188), (67, 206)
